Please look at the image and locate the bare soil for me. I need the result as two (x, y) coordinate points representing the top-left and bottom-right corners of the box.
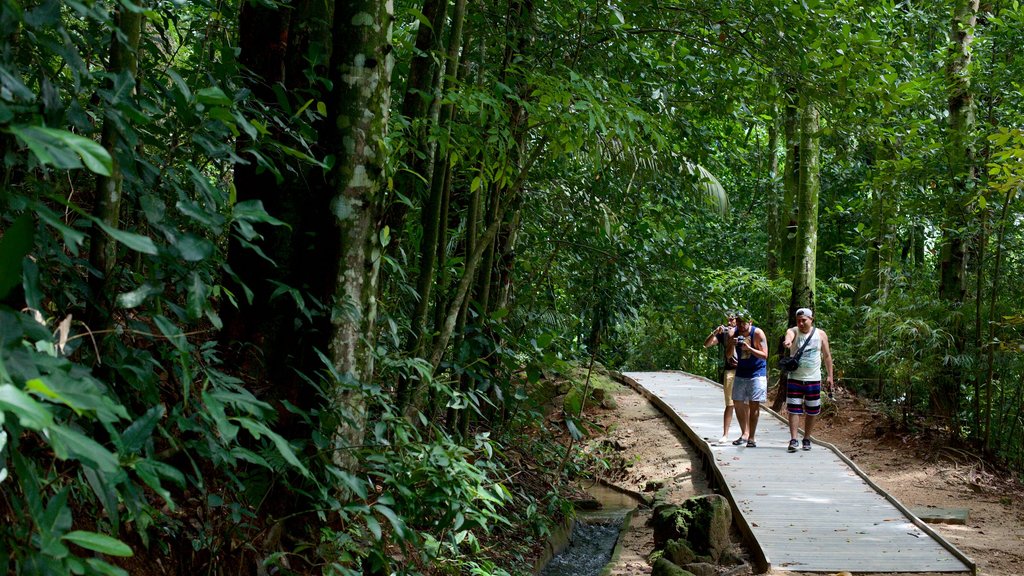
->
(585, 380), (1024, 576)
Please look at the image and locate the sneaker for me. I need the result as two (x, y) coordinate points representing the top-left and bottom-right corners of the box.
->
(788, 439), (799, 453)
(746, 440), (757, 448)
(732, 437), (747, 445)
(718, 436), (729, 445)
(802, 439), (812, 451)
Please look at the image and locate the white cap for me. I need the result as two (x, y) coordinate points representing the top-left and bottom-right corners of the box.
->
(795, 307), (813, 318)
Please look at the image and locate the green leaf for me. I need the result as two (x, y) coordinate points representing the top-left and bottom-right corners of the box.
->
(9, 125), (113, 176)
(119, 405), (164, 453)
(0, 213), (34, 300)
(48, 425), (120, 473)
(62, 531), (133, 557)
(0, 384), (53, 429)
(153, 315), (187, 351)
(116, 283), (163, 308)
(93, 219), (158, 255)
(374, 504), (408, 540)
(35, 205), (86, 253)
(236, 417), (310, 477)
(232, 200), (288, 227)
(196, 86), (232, 107)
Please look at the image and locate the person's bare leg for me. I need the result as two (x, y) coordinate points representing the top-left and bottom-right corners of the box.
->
(804, 414), (816, 440)
(746, 403), (761, 442)
(734, 403), (749, 440)
(723, 405), (734, 438)
(789, 412), (801, 440)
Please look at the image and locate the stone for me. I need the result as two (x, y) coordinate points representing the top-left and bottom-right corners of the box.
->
(682, 562), (718, 576)
(664, 538), (697, 565)
(651, 557), (697, 576)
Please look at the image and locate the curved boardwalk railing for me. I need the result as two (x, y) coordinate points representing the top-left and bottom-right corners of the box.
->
(620, 371), (975, 574)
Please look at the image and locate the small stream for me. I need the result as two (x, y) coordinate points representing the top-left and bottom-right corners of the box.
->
(537, 484), (641, 576)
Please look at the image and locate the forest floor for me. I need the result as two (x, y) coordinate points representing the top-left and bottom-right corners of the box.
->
(581, 378), (1024, 576)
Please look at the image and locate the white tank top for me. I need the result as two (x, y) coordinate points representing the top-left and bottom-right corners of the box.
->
(790, 328), (822, 381)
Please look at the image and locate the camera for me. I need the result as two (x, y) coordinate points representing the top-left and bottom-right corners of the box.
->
(734, 335), (746, 348)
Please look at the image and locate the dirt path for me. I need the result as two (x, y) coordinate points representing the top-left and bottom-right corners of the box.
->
(587, 380), (1024, 576)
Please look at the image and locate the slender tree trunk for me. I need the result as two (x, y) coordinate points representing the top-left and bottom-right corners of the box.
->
(789, 98), (819, 316)
(766, 108), (781, 280)
(325, 0), (394, 471)
(382, 0), (450, 242)
(936, 0), (979, 424)
(780, 86), (800, 278)
(86, 6), (143, 332)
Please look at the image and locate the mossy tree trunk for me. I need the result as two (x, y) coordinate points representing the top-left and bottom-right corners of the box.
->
(324, 0), (394, 470)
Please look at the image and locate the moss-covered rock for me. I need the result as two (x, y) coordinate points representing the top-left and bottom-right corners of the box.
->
(649, 495), (733, 560)
(651, 557), (696, 576)
(663, 538), (697, 565)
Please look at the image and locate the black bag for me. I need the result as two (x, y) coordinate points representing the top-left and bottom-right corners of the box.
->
(780, 327), (816, 372)
(780, 355), (800, 372)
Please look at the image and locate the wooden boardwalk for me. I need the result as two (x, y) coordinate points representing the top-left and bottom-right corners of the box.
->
(622, 371), (975, 574)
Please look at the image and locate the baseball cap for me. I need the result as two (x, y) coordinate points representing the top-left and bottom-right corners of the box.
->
(795, 307), (813, 318)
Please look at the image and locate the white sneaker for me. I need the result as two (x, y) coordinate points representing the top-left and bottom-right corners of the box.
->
(718, 436), (729, 444)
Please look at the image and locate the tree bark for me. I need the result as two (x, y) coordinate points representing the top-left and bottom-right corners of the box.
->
(935, 0), (979, 423)
(86, 6), (143, 332)
(788, 98), (819, 317)
(324, 0), (394, 471)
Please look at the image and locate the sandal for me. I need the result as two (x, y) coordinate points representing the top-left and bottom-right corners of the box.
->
(731, 437), (747, 445)
(746, 440), (757, 448)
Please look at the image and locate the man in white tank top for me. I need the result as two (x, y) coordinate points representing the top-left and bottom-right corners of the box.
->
(782, 308), (834, 452)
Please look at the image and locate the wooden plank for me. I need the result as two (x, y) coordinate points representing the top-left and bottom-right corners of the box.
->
(621, 371), (976, 575)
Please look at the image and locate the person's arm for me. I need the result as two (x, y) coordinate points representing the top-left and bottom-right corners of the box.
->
(820, 330), (834, 390)
(744, 328), (769, 359)
(782, 327), (795, 351)
(704, 327), (721, 348)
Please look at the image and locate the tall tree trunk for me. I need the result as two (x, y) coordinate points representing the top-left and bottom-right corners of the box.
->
(381, 0), (450, 243)
(935, 0), (979, 424)
(222, 0), (334, 418)
(788, 98), (819, 317)
(86, 6), (143, 332)
(413, 0), (468, 354)
(855, 145), (890, 305)
(765, 108), (781, 281)
(780, 86), (801, 279)
(323, 0), (393, 471)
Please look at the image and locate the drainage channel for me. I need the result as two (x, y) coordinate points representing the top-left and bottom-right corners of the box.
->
(537, 484), (642, 576)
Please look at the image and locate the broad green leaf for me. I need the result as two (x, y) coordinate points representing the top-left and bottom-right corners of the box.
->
(49, 425), (119, 472)
(9, 125), (113, 176)
(232, 200), (288, 227)
(116, 283), (163, 308)
(374, 504), (408, 539)
(236, 417), (310, 477)
(34, 205), (86, 252)
(93, 220), (158, 255)
(62, 531), (133, 557)
(153, 315), (186, 351)
(0, 384), (53, 429)
(0, 213), (33, 300)
(174, 234), (214, 262)
(196, 86), (232, 107)
(119, 405), (164, 453)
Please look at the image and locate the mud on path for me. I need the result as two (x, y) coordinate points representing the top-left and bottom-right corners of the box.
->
(585, 380), (1024, 576)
